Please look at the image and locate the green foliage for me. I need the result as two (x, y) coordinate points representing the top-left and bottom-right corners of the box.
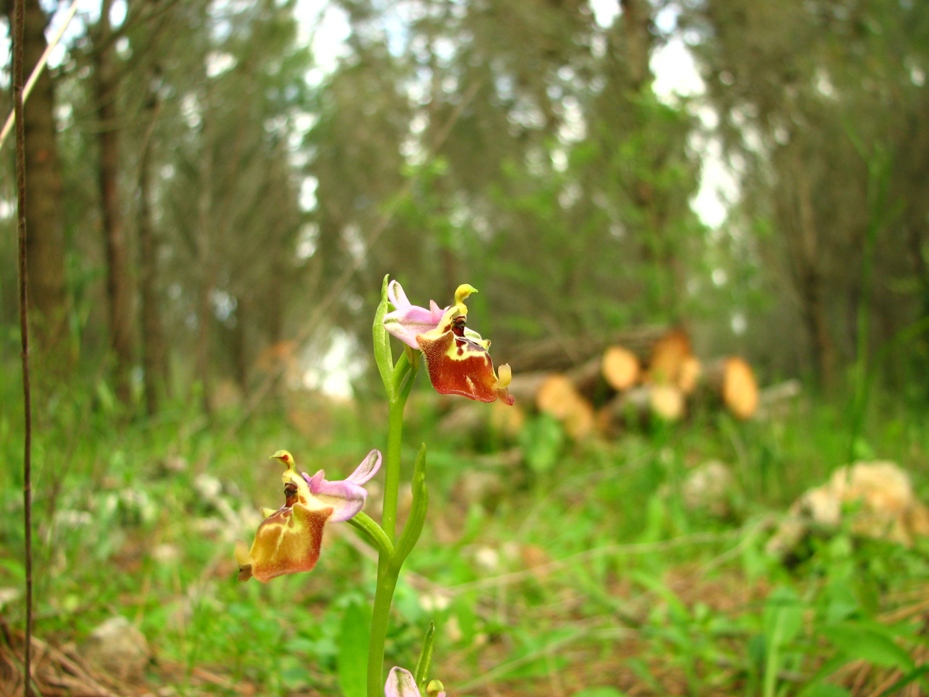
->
(519, 413), (565, 475)
(2, 373), (928, 694)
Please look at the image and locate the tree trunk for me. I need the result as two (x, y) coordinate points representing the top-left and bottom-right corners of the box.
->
(800, 266), (835, 389)
(906, 222), (929, 331)
(137, 83), (168, 415)
(94, 4), (133, 405)
(795, 160), (836, 388)
(231, 296), (249, 395)
(195, 118), (215, 415)
(620, 0), (654, 92)
(17, 0), (70, 369)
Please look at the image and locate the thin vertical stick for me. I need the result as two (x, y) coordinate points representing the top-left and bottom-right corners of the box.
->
(12, 0), (34, 694)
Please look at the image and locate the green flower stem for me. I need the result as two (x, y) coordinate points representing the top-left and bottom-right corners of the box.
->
(367, 275), (429, 696)
(347, 512), (393, 557)
(380, 387), (407, 544)
(366, 368), (409, 696)
(367, 379), (431, 696)
(367, 556), (401, 697)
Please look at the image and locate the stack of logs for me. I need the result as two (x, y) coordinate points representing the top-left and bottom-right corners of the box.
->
(494, 326), (759, 440)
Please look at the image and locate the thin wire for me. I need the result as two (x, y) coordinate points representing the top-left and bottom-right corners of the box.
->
(12, 0), (34, 693)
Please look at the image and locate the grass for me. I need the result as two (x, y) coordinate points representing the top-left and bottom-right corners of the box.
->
(1, 369), (928, 696)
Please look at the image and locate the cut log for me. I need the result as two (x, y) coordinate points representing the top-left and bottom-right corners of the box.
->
(513, 345), (642, 412)
(646, 328), (692, 385)
(601, 345), (641, 391)
(535, 373), (596, 439)
(536, 373), (577, 415)
(650, 383), (687, 421)
(701, 356), (759, 420)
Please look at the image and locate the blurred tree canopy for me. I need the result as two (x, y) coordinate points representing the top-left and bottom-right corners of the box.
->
(1, 0), (928, 412)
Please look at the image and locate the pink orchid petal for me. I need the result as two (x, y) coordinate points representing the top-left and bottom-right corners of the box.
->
(386, 279), (414, 310)
(299, 450), (381, 522)
(346, 449), (382, 486)
(384, 281), (447, 349)
(304, 470), (365, 523)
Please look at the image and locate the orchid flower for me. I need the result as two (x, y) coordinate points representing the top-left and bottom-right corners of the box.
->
(235, 449), (382, 583)
(385, 667), (446, 697)
(383, 280), (514, 405)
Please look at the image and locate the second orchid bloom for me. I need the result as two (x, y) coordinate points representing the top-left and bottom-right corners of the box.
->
(383, 280), (514, 405)
(236, 449), (382, 583)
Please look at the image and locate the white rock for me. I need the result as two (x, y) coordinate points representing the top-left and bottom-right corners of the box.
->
(767, 461), (929, 557)
(681, 460), (735, 517)
(82, 615), (150, 682)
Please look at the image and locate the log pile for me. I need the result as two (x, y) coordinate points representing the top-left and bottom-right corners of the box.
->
(499, 326), (761, 439)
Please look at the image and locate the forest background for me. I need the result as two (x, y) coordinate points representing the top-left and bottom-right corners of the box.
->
(1, 0), (929, 695)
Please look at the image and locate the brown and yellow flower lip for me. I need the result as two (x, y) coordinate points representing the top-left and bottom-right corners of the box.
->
(236, 502), (333, 583)
(417, 324), (514, 405)
(235, 449), (382, 583)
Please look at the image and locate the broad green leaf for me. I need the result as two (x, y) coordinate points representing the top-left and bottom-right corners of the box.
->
(338, 602), (370, 697)
(822, 622), (915, 671)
